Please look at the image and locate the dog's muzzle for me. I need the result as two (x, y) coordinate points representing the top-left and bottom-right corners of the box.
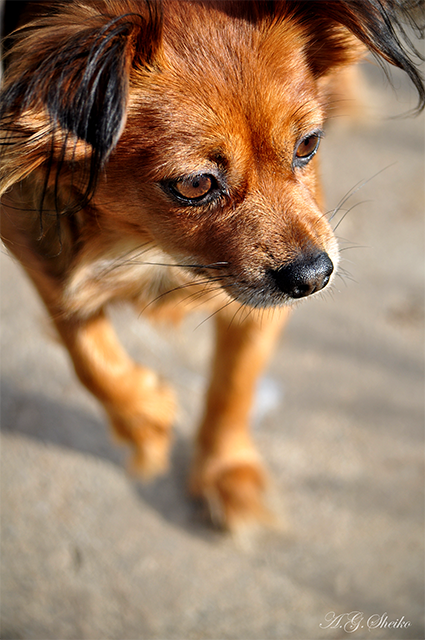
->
(269, 251), (334, 299)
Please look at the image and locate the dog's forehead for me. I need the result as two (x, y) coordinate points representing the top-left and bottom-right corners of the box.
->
(127, 4), (323, 173)
(160, 3), (314, 107)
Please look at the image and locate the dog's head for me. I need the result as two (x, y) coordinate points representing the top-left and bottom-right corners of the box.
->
(1, 0), (424, 309)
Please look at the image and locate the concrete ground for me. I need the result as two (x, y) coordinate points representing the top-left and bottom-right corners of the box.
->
(1, 60), (424, 640)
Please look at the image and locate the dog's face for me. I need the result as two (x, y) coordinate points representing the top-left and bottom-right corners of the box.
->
(93, 3), (349, 308)
(1, 0), (423, 313)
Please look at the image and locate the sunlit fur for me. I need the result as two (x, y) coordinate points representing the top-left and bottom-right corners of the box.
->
(1, 0), (423, 531)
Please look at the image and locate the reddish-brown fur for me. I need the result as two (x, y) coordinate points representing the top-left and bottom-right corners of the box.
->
(1, 0), (423, 531)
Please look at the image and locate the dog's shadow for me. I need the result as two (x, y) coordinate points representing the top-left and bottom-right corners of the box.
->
(1, 380), (220, 541)
(133, 435), (220, 540)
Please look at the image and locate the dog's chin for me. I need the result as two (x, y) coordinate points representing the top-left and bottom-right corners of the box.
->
(222, 280), (332, 310)
(189, 271), (335, 311)
(227, 287), (296, 310)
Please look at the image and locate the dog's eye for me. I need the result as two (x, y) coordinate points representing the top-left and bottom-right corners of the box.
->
(173, 175), (214, 200)
(294, 134), (321, 166)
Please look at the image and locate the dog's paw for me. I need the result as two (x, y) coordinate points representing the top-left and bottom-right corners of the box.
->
(106, 368), (176, 479)
(125, 421), (173, 479)
(189, 454), (275, 533)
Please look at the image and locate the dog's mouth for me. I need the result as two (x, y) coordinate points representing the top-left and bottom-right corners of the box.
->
(186, 249), (336, 309)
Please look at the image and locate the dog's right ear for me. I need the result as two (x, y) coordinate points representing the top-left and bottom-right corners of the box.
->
(0, 0), (162, 200)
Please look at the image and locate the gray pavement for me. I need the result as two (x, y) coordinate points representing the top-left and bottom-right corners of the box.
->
(1, 62), (424, 640)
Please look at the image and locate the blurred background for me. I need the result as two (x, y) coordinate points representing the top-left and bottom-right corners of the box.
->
(1, 47), (424, 640)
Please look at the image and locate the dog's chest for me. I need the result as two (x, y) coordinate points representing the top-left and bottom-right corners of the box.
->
(63, 246), (219, 319)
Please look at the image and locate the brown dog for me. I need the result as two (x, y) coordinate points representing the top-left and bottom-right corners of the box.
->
(1, 0), (423, 531)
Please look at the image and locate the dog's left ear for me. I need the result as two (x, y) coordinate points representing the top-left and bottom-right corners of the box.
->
(0, 1), (163, 199)
(300, 0), (425, 112)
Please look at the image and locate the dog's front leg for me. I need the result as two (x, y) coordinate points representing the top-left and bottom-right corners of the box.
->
(54, 311), (176, 477)
(56, 313), (175, 477)
(12, 253), (176, 476)
(190, 306), (290, 531)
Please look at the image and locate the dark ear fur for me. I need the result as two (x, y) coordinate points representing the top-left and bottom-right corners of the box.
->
(297, 0), (425, 112)
(0, 0), (162, 204)
(217, 0), (424, 111)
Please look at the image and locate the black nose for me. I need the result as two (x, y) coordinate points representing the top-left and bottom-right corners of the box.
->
(270, 252), (334, 299)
